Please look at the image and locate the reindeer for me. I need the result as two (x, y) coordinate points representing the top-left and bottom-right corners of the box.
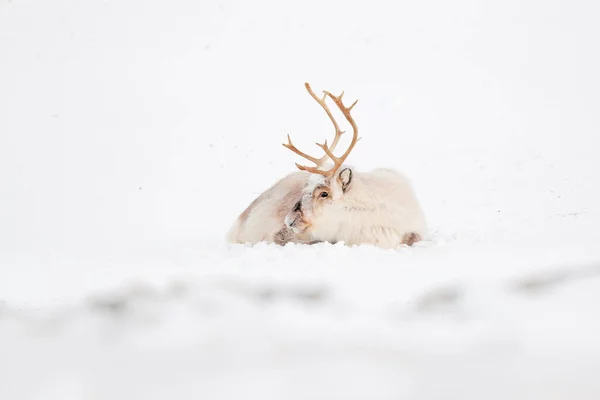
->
(227, 83), (427, 249)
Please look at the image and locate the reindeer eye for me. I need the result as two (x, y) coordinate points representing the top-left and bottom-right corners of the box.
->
(320, 191), (329, 198)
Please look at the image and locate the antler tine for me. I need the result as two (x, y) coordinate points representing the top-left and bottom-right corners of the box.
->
(303, 83), (346, 166)
(320, 89), (359, 177)
(282, 134), (321, 165)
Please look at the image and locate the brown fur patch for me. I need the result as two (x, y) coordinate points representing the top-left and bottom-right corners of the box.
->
(401, 232), (421, 246)
(274, 226), (320, 246)
(274, 226), (294, 245)
(276, 184), (304, 219)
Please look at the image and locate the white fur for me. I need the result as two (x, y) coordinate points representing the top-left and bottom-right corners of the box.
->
(226, 171), (312, 244)
(286, 166), (427, 249)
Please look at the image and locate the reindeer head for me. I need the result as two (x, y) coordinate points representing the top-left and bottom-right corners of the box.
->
(282, 83), (359, 235)
(285, 166), (355, 235)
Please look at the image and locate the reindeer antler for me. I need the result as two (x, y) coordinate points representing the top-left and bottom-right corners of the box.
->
(283, 82), (359, 178)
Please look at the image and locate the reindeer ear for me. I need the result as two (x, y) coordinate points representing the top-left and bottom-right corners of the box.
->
(338, 168), (353, 192)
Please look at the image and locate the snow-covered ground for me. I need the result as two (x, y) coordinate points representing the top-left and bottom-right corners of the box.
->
(1, 0), (600, 398)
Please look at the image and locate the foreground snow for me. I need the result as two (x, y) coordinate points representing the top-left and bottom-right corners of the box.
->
(2, 238), (600, 399)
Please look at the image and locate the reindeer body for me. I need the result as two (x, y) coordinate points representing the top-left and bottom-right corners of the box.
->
(226, 171), (312, 245)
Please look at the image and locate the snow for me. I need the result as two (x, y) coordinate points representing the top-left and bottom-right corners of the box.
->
(1, 0), (600, 398)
